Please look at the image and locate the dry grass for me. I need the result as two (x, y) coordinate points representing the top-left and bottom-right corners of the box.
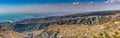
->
(21, 19), (120, 38)
(30, 19), (120, 38)
(0, 29), (27, 38)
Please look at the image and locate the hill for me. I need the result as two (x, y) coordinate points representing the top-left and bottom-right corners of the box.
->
(0, 10), (120, 38)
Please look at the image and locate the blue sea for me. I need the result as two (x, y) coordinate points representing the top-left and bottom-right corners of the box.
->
(0, 12), (76, 22)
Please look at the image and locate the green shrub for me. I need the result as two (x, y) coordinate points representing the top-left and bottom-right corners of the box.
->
(104, 32), (110, 38)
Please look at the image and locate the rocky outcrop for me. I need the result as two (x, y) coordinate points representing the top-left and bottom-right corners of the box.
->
(30, 20), (120, 38)
(0, 10), (120, 34)
(36, 31), (60, 38)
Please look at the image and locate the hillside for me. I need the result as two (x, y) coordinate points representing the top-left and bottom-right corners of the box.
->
(0, 28), (27, 38)
(0, 10), (120, 38)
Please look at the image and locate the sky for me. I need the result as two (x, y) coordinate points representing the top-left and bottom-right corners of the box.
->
(0, 0), (120, 14)
(1, 0), (120, 22)
(0, 0), (106, 4)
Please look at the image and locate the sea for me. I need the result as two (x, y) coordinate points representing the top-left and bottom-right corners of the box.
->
(0, 12), (76, 22)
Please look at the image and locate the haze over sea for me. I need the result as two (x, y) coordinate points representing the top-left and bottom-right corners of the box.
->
(1, 0), (120, 22)
(0, 12), (78, 22)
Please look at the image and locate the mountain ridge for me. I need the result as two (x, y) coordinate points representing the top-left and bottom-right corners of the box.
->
(0, 10), (120, 33)
(0, 10), (120, 38)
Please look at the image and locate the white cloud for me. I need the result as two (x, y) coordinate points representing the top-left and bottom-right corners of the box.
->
(106, 0), (120, 3)
(72, 2), (80, 5)
(88, 2), (94, 5)
(0, 3), (120, 14)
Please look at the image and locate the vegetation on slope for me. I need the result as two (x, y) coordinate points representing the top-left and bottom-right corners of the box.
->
(29, 19), (120, 38)
(0, 28), (27, 38)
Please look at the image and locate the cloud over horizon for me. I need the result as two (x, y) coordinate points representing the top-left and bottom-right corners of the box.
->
(0, 3), (120, 14)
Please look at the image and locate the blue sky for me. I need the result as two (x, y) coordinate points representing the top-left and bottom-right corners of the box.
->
(0, 0), (107, 4)
(0, 0), (120, 13)
(1, 0), (120, 22)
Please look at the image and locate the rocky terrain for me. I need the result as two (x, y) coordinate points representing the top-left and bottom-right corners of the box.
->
(0, 28), (27, 38)
(0, 10), (120, 38)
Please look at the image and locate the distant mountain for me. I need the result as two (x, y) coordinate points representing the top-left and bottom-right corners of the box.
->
(0, 12), (75, 22)
(0, 10), (120, 38)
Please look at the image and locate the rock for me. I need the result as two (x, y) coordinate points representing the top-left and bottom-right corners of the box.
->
(0, 10), (120, 38)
